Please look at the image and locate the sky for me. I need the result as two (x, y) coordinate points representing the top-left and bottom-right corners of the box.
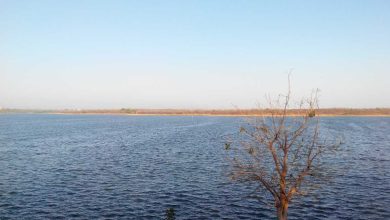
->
(1, 0), (389, 109)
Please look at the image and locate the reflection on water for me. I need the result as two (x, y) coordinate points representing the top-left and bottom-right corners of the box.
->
(0, 114), (389, 219)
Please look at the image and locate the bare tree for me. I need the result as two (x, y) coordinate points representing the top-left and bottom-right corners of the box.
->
(225, 79), (338, 220)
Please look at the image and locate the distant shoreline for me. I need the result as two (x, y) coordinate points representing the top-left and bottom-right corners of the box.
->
(1, 108), (390, 117)
(51, 113), (390, 117)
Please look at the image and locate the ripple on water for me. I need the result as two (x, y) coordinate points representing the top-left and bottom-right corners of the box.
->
(0, 115), (389, 219)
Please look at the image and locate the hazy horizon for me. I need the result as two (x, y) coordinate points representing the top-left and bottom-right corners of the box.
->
(1, 1), (390, 109)
(2, 106), (390, 111)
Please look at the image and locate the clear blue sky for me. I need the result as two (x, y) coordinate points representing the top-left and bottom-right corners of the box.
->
(1, 0), (389, 109)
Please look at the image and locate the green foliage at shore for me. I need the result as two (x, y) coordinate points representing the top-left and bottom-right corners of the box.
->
(120, 108), (137, 114)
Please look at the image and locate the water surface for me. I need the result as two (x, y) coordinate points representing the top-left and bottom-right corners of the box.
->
(0, 114), (389, 219)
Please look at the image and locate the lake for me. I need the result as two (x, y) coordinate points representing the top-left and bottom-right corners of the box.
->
(0, 114), (389, 219)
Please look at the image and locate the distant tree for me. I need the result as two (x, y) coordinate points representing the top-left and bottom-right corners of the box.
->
(225, 79), (339, 220)
(120, 108), (137, 114)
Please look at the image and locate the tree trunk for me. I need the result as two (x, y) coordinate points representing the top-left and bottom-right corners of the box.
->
(277, 199), (288, 220)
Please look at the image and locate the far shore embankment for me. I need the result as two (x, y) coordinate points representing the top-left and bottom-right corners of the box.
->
(1, 108), (390, 117)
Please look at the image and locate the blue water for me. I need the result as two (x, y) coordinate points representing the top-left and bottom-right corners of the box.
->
(0, 114), (389, 219)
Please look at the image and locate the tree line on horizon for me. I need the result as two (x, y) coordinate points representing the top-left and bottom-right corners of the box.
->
(1, 107), (389, 116)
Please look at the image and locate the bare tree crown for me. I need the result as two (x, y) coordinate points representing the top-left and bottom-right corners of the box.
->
(226, 80), (339, 219)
